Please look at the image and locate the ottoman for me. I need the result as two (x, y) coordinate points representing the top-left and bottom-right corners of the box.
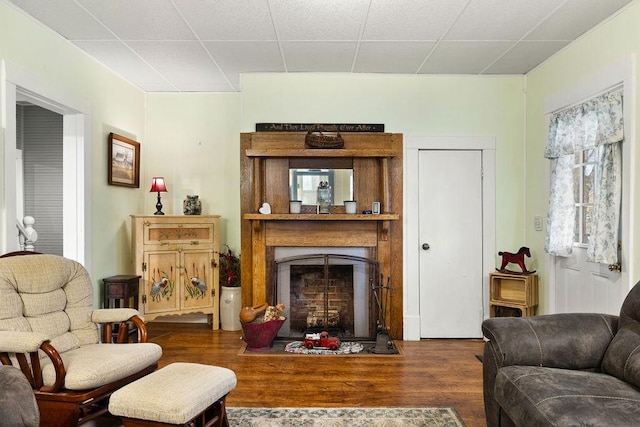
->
(108, 362), (237, 427)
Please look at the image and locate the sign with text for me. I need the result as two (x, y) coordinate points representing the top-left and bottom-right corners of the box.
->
(256, 123), (385, 132)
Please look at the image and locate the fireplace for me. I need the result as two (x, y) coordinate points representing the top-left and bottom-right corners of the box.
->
(240, 131), (404, 338)
(274, 248), (378, 338)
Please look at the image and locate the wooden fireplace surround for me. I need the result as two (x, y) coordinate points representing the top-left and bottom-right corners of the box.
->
(240, 131), (403, 338)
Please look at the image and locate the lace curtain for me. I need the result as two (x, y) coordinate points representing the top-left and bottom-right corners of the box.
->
(544, 88), (623, 263)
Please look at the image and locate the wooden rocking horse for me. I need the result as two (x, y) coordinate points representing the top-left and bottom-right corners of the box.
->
(497, 246), (535, 274)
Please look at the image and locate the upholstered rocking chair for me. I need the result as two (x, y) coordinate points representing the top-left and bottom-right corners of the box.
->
(0, 253), (162, 427)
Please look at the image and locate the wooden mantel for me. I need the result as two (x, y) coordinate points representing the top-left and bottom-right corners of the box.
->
(240, 131), (403, 339)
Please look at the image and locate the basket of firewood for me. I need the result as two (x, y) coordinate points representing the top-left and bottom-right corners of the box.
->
(305, 129), (344, 149)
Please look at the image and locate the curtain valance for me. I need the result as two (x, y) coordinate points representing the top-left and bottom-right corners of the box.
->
(545, 88), (623, 159)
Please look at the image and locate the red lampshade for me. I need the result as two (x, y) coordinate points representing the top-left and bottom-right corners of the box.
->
(149, 177), (168, 193)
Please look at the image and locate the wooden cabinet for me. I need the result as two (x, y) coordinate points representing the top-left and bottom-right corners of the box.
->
(131, 215), (221, 329)
(489, 272), (538, 317)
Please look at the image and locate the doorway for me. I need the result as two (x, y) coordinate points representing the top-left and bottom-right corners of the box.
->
(404, 136), (495, 340)
(16, 104), (64, 255)
(2, 64), (89, 265)
(418, 150), (483, 338)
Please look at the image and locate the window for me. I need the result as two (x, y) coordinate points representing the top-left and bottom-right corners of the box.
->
(545, 87), (623, 264)
(573, 149), (595, 245)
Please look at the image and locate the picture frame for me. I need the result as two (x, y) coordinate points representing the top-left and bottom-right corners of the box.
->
(108, 132), (140, 188)
(372, 202), (381, 214)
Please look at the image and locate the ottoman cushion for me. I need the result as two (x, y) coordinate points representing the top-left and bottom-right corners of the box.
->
(109, 362), (237, 424)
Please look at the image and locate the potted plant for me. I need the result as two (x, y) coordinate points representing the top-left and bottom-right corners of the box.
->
(216, 245), (242, 331)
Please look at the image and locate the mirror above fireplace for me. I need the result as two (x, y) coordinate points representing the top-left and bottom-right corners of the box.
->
(289, 168), (353, 206)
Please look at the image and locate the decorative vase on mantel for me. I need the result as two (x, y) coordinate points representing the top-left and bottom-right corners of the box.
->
(317, 181), (332, 214)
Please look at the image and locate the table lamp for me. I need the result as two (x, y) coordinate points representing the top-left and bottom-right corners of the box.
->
(150, 177), (168, 215)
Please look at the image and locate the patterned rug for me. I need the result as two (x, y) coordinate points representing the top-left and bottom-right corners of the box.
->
(226, 407), (466, 426)
(284, 340), (365, 354)
(239, 340), (401, 356)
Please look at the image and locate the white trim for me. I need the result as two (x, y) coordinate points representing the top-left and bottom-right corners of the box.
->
(1, 59), (91, 267)
(404, 136), (496, 340)
(544, 55), (635, 308)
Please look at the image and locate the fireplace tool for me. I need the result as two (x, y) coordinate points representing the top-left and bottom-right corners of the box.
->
(370, 275), (398, 354)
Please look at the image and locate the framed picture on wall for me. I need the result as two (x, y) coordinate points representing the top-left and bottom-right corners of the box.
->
(108, 132), (140, 188)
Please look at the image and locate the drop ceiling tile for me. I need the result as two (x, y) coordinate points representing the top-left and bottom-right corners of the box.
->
(354, 41), (436, 73)
(127, 41), (234, 91)
(362, 0), (468, 41)
(173, 0), (276, 40)
(6, 0), (115, 40)
(73, 40), (175, 91)
(483, 41), (571, 74)
(204, 41), (284, 85)
(76, 0), (195, 40)
(445, 0), (561, 41)
(270, 0), (369, 40)
(525, 0), (633, 41)
(282, 42), (357, 72)
(419, 41), (515, 74)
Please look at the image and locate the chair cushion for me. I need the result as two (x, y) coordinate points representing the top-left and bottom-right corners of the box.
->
(40, 343), (162, 390)
(495, 365), (640, 427)
(602, 280), (640, 389)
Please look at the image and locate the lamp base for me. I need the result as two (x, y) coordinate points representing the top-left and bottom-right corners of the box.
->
(154, 193), (164, 215)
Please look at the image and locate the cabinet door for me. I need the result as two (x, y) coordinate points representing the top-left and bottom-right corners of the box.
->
(181, 250), (215, 310)
(144, 251), (180, 314)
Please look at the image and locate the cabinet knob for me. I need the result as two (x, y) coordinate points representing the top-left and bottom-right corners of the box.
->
(422, 243), (430, 251)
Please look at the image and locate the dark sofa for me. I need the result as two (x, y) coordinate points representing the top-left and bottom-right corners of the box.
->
(0, 366), (39, 427)
(482, 280), (640, 427)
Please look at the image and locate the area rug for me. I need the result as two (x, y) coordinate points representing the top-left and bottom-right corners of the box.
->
(226, 407), (465, 426)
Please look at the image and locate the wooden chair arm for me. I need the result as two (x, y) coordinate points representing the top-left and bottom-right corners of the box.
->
(102, 315), (149, 344)
(38, 342), (65, 393)
(1, 341), (66, 393)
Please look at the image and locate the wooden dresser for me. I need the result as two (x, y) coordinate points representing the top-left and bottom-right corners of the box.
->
(131, 215), (221, 329)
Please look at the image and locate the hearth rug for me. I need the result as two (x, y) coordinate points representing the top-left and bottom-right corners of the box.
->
(226, 407), (466, 426)
(284, 340), (365, 354)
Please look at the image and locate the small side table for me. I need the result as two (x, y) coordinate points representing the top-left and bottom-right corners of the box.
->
(103, 275), (141, 342)
(103, 275), (140, 309)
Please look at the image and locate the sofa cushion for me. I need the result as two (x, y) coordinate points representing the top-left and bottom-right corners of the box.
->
(0, 366), (39, 427)
(602, 280), (640, 389)
(495, 365), (640, 427)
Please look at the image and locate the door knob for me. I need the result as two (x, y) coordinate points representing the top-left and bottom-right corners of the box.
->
(422, 243), (430, 250)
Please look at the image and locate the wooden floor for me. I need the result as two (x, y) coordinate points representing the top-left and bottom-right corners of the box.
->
(145, 322), (487, 427)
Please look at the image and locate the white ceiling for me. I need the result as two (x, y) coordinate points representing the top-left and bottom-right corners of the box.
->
(4, 0), (634, 92)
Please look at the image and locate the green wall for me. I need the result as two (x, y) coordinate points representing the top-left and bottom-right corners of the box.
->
(0, 2), (145, 305)
(241, 73), (527, 261)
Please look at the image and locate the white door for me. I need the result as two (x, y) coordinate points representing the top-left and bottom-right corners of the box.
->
(554, 248), (622, 314)
(419, 150), (483, 338)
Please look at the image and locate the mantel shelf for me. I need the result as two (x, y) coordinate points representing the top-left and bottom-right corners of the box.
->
(243, 213), (399, 221)
(245, 148), (399, 158)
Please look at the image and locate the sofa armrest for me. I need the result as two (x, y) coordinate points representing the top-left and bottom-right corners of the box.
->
(482, 313), (618, 370)
(0, 331), (48, 353)
(92, 308), (141, 324)
(481, 313), (618, 427)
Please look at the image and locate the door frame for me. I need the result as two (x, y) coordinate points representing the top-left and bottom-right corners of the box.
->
(544, 56), (634, 312)
(1, 59), (91, 266)
(404, 136), (496, 340)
